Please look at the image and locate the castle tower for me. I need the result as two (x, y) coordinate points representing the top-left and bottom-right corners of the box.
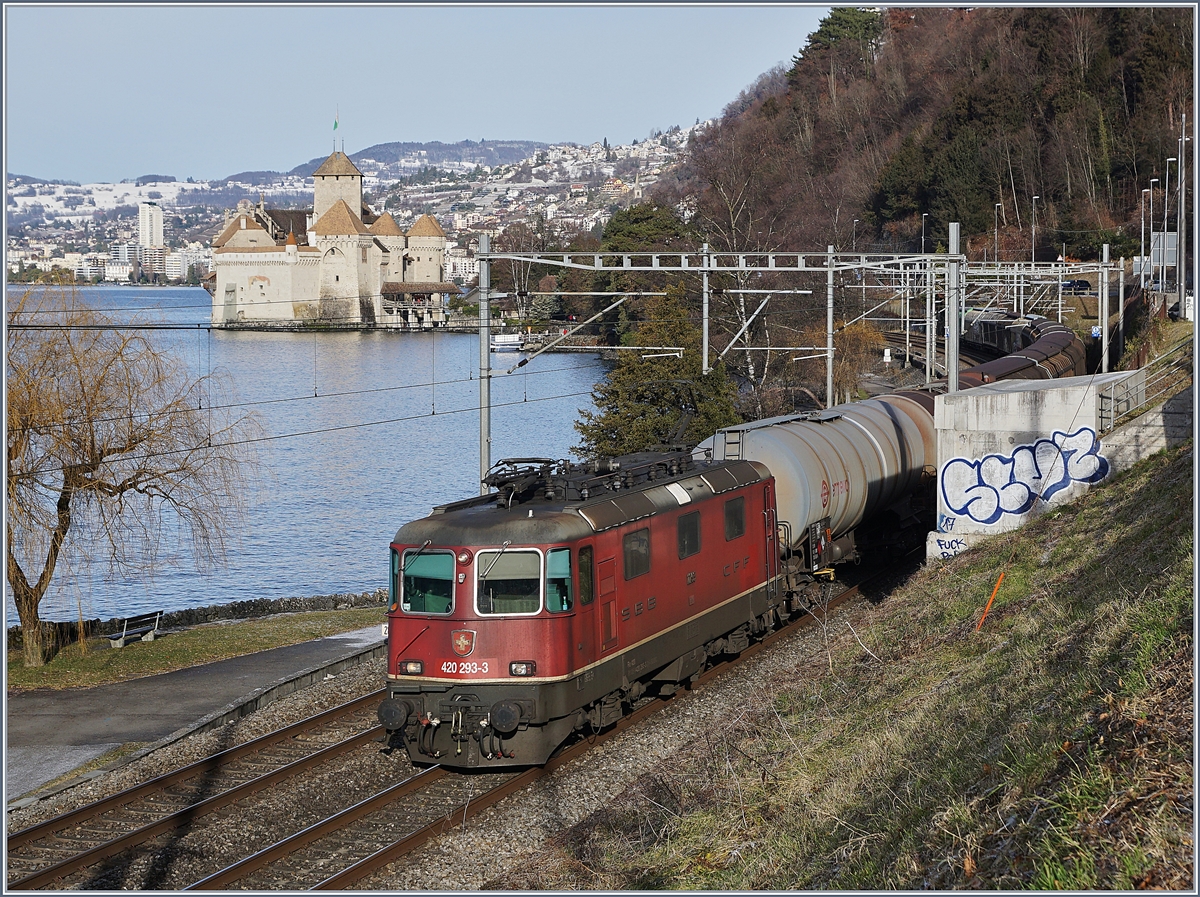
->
(369, 212), (407, 282)
(312, 150), (364, 222)
(405, 214), (447, 284)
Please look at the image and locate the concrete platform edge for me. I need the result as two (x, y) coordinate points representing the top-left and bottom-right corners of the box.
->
(6, 639), (385, 812)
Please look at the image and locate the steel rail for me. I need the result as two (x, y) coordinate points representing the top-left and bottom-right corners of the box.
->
(7, 690), (382, 851)
(313, 577), (871, 890)
(9, 726), (384, 890)
(184, 765), (448, 890)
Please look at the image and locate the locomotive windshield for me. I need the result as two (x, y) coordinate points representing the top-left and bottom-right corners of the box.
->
(477, 549), (541, 615)
(400, 549), (454, 614)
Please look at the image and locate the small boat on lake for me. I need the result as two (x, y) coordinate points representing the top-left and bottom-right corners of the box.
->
(490, 333), (526, 352)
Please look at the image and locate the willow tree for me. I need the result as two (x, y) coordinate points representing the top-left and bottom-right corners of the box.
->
(6, 286), (260, 666)
(574, 283), (740, 458)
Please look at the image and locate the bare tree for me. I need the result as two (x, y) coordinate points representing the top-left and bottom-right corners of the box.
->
(6, 285), (261, 666)
(493, 216), (557, 318)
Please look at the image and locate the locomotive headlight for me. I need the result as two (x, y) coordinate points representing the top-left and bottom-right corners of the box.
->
(457, 550), (473, 565)
(400, 660), (424, 675)
(509, 661), (536, 676)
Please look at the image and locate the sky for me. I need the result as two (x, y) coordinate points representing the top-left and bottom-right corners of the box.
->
(3, 3), (830, 184)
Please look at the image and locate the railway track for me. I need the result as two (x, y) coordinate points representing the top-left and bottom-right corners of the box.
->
(6, 692), (383, 889)
(880, 330), (994, 373)
(6, 570), (893, 890)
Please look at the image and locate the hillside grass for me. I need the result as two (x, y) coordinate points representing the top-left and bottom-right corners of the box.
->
(5, 607), (385, 693)
(494, 440), (1194, 890)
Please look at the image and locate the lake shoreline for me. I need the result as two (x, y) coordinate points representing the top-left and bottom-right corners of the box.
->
(7, 588), (388, 651)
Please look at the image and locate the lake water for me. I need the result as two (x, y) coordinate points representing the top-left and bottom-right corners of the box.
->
(6, 286), (610, 623)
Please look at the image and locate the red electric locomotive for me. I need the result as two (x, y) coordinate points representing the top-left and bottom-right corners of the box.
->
(377, 453), (792, 768)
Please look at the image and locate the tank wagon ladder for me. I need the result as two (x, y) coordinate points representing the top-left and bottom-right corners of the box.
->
(722, 428), (743, 461)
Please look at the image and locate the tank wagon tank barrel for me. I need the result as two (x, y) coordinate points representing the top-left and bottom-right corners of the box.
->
(696, 312), (1086, 560)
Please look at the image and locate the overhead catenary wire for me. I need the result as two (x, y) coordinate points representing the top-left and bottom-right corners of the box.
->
(6, 359), (609, 433)
(11, 388), (603, 480)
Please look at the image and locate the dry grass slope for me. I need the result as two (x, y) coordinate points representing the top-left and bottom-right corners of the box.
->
(491, 440), (1194, 890)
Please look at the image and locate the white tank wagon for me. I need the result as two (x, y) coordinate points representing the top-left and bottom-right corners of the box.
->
(695, 393), (937, 574)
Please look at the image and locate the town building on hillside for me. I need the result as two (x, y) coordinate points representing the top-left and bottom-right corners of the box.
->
(138, 201), (164, 248)
(209, 149), (457, 328)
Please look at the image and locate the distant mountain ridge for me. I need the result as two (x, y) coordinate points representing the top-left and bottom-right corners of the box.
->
(287, 139), (553, 177)
(207, 139), (554, 185)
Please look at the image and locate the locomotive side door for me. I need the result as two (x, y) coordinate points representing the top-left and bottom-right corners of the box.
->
(597, 557), (619, 652)
(572, 544), (598, 666)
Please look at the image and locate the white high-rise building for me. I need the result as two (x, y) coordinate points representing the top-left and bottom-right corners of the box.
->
(138, 202), (164, 248)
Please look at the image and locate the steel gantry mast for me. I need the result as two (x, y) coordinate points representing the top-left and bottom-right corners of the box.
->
(473, 238), (1111, 483)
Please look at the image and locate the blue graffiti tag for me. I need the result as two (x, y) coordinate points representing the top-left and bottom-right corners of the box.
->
(941, 428), (1110, 526)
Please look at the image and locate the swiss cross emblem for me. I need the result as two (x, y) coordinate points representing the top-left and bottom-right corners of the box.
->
(451, 630), (476, 657)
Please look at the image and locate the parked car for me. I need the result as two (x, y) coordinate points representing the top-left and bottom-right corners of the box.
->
(1062, 279), (1091, 293)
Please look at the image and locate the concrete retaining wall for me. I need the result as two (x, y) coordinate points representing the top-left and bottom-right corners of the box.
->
(926, 375), (1192, 560)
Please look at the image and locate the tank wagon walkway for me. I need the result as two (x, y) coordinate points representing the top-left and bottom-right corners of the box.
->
(5, 626), (384, 807)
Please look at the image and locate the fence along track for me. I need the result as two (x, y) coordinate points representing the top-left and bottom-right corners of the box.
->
(1099, 337), (1193, 434)
(6, 692), (383, 890)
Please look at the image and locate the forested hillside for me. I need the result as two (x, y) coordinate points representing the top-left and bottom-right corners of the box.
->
(513, 8), (1193, 429)
(657, 7), (1192, 260)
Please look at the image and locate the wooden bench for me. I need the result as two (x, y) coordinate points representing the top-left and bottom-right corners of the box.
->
(107, 611), (163, 648)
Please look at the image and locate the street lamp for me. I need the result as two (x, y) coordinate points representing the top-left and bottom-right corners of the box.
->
(994, 203), (1001, 263)
(1031, 195), (1039, 264)
(1178, 130), (1190, 310)
(1141, 188), (1150, 290)
(1165, 157), (1177, 288)
(921, 212), (928, 253)
(1150, 178), (1159, 287)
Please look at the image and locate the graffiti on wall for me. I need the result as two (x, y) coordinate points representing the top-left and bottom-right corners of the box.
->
(941, 428), (1110, 526)
(935, 536), (967, 559)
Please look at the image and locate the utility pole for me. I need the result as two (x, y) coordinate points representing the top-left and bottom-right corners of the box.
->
(1100, 243), (1110, 374)
(826, 245), (835, 407)
(1118, 258), (1125, 363)
(478, 234), (492, 493)
(1178, 115), (1188, 315)
(702, 243), (710, 374)
(947, 223), (961, 392)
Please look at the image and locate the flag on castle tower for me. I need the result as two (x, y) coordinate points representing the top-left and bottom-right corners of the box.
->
(334, 108), (339, 131)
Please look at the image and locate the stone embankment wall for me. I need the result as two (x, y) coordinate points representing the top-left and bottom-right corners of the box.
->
(7, 588), (387, 651)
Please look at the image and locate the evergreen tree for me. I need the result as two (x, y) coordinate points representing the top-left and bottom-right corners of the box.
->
(574, 283), (740, 459)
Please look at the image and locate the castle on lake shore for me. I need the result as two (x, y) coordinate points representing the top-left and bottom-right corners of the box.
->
(209, 149), (456, 328)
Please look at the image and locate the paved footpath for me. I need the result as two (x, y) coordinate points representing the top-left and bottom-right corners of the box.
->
(6, 626), (385, 803)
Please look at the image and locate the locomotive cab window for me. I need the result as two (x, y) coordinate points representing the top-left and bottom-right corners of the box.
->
(546, 548), (573, 613)
(578, 545), (595, 605)
(724, 496), (746, 541)
(400, 550), (454, 614)
(623, 528), (650, 580)
(678, 511), (701, 559)
(477, 549), (541, 615)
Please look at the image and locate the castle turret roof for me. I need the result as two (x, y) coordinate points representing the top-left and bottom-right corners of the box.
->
(368, 212), (405, 236)
(311, 199), (371, 236)
(313, 151), (363, 178)
(406, 214), (446, 238)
